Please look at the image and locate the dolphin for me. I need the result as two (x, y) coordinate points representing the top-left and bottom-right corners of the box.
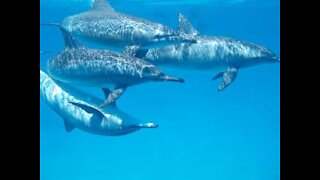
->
(124, 13), (280, 91)
(43, 24), (184, 108)
(59, 0), (196, 48)
(40, 70), (158, 136)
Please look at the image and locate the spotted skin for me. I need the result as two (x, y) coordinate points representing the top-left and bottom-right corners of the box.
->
(47, 47), (181, 88)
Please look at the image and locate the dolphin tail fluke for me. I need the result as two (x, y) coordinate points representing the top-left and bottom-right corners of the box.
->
(212, 67), (238, 91)
(160, 74), (185, 83)
(41, 23), (83, 49)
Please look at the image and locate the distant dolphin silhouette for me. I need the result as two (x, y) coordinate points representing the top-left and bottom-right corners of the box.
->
(42, 24), (184, 108)
(59, 0), (195, 48)
(40, 70), (158, 136)
(124, 13), (280, 91)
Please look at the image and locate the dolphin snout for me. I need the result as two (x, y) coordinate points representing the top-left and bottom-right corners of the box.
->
(271, 56), (280, 63)
(138, 123), (159, 128)
(160, 74), (185, 83)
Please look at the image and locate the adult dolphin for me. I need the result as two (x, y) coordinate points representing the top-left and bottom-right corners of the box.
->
(60, 0), (195, 48)
(43, 24), (184, 108)
(40, 70), (158, 136)
(124, 13), (280, 91)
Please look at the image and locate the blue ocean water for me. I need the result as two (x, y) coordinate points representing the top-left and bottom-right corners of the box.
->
(40, 0), (280, 180)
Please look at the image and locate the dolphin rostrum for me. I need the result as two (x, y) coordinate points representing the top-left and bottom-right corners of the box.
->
(43, 24), (184, 108)
(59, 0), (196, 48)
(40, 70), (158, 136)
(124, 13), (280, 91)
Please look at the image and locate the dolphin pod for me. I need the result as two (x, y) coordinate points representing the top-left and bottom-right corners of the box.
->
(40, 70), (158, 136)
(40, 0), (279, 136)
(124, 13), (280, 91)
(59, 0), (196, 48)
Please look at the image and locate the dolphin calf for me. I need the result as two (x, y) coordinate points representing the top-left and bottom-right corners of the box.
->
(44, 25), (184, 108)
(40, 70), (158, 136)
(124, 13), (280, 91)
(59, 0), (195, 48)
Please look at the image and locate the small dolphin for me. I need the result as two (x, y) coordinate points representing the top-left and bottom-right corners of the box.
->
(40, 70), (158, 136)
(124, 13), (280, 91)
(44, 24), (184, 108)
(59, 0), (195, 48)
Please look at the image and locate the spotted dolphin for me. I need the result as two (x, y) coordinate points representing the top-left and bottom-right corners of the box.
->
(60, 0), (195, 48)
(40, 70), (158, 136)
(124, 13), (280, 91)
(43, 24), (184, 108)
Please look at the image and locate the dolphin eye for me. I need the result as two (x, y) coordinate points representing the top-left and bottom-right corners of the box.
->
(135, 49), (148, 58)
(143, 66), (153, 73)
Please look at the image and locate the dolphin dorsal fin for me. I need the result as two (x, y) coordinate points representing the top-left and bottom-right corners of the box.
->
(92, 0), (114, 11)
(59, 27), (83, 49)
(178, 13), (199, 36)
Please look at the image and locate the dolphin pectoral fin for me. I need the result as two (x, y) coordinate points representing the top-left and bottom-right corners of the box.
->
(100, 88), (117, 108)
(216, 67), (238, 91)
(212, 72), (224, 81)
(178, 13), (199, 37)
(102, 88), (111, 99)
(123, 45), (144, 57)
(69, 101), (104, 125)
(99, 87), (126, 108)
(63, 119), (75, 132)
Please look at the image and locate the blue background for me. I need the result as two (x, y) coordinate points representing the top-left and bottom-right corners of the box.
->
(40, 0), (280, 179)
